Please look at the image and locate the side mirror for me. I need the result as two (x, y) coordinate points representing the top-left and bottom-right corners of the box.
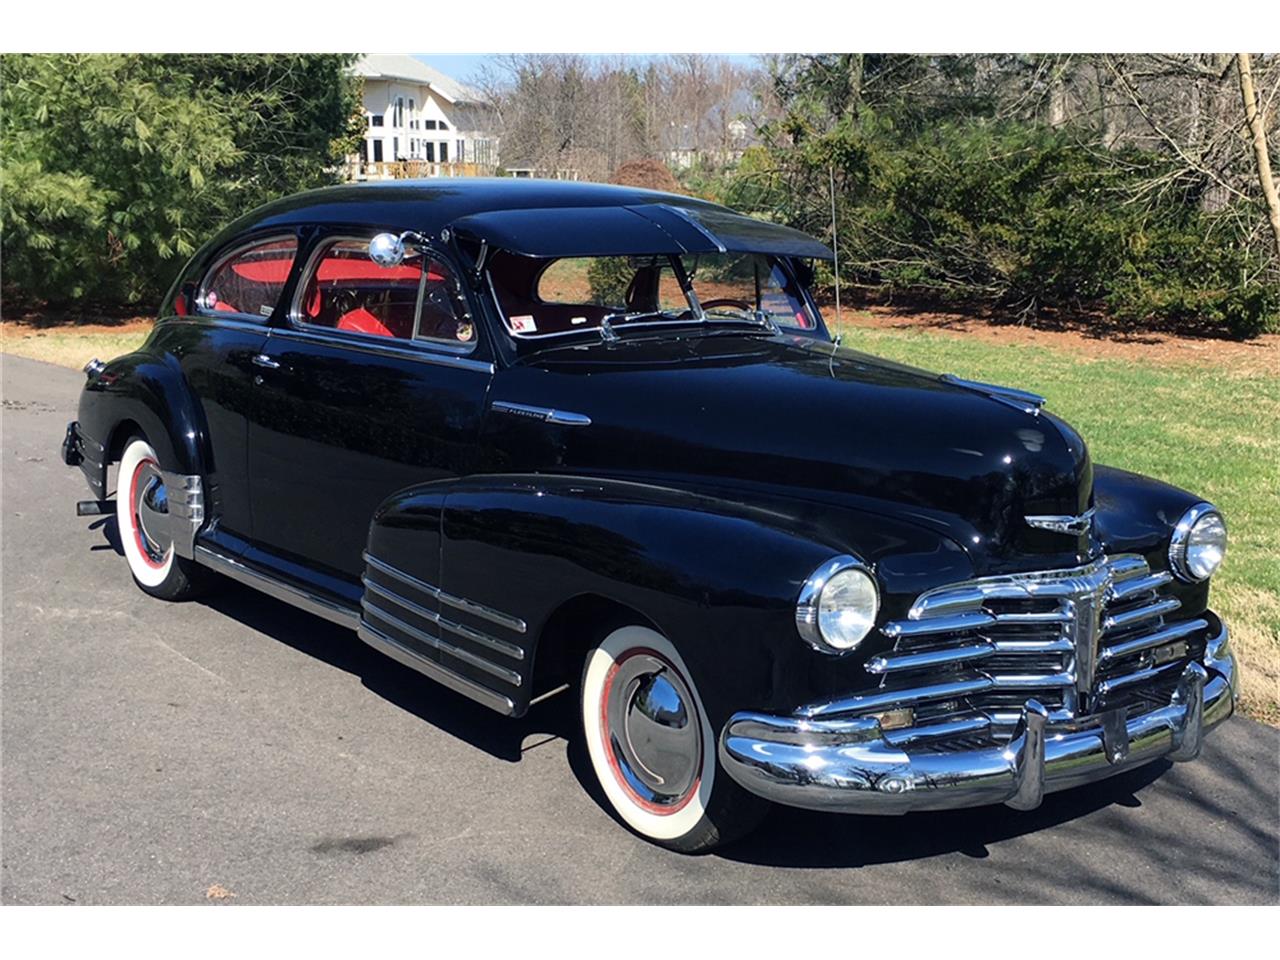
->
(369, 232), (406, 268)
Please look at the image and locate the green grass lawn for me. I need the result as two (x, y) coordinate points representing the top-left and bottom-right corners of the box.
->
(5, 319), (1277, 722)
(836, 321), (1279, 724)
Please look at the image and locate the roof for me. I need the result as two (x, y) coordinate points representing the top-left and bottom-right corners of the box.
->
(205, 179), (833, 261)
(350, 54), (481, 104)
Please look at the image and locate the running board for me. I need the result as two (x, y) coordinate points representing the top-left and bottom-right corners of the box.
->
(192, 545), (360, 630)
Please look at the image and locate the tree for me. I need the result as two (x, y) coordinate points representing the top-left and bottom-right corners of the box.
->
(1, 54), (362, 310)
(1237, 53), (1280, 262)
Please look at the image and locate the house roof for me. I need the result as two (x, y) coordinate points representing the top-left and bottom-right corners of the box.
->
(351, 54), (482, 104)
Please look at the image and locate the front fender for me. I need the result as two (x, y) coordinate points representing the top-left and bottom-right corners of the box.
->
(1093, 463), (1211, 613)
(366, 473), (970, 722)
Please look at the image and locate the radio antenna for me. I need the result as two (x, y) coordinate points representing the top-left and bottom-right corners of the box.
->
(829, 163), (842, 325)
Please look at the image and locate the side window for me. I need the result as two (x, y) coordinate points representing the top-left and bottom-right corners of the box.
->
(296, 237), (475, 346)
(198, 236), (298, 320)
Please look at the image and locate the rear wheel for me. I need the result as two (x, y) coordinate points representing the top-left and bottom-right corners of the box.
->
(115, 436), (208, 601)
(580, 625), (769, 852)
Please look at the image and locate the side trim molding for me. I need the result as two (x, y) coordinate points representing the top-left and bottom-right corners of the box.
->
(192, 545), (360, 630)
(491, 400), (591, 427)
(161, 471), (205, 559)
(362, 552), (527, 633)
(358, 621), (516, 715)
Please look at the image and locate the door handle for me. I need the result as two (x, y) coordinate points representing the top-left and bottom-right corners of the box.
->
(252, 354), (281, 369)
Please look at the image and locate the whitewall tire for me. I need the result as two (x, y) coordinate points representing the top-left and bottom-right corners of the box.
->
(581, 624), (768, 852)
(115, 436), (207, 600)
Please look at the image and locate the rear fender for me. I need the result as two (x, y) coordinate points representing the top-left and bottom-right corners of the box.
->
(76, 348), (210, 556)
(78, 348), (208, 478)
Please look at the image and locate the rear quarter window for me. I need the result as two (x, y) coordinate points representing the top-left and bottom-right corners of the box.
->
(197, 236), (298, 321)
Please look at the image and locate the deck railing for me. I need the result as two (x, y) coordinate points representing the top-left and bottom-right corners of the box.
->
(343, 160), (497, 181)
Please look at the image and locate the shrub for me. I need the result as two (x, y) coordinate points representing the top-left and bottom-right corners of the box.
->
(726, 117), (1279, 338)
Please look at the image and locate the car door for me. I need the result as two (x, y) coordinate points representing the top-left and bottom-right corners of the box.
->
(243, 232), (493, 582)
(178, 232), (301, 546)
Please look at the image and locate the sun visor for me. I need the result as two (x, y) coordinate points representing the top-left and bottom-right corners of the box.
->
(449, 203), (833, 260)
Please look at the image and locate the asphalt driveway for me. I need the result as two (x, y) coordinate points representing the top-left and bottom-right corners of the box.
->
(2, 353), (1277, 904)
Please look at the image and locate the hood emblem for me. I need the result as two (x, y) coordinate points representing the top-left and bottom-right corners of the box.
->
(1025, 508), (1096, 536)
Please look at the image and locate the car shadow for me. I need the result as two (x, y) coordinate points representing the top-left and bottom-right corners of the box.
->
(204, 577), (582, 763)
(711, 762), (1169, 868)
(89, 517), (580, 763)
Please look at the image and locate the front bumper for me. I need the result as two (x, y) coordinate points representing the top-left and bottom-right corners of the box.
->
(719, 618), (1238, 815)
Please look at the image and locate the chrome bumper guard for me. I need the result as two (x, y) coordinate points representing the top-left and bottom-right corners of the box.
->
(719, 620), (1238, 815)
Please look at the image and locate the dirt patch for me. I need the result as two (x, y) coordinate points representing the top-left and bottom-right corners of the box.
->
(832, 304), (1280, 374)
(2, 315), (154, 337)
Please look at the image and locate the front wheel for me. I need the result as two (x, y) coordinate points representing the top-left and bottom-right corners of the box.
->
(580, 625), (769, 852)
(115, 436), (209, 601)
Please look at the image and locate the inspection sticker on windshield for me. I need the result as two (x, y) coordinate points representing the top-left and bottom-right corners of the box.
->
(510, 314), (537, 333)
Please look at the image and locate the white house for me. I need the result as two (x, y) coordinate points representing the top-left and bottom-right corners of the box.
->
(349, 54), (499, 177)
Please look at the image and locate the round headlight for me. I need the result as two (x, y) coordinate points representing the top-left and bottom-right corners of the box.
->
(1169, 503), (1227, 582)
(796, 556), (879, 654)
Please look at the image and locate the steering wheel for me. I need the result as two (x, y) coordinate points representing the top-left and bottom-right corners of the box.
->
(699, 298), (753, 314)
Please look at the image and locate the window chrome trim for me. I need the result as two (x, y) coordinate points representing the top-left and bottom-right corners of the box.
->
(267, 325), (495, 374)
(286, 234), (486, 363)
(196, 232), (299, 325)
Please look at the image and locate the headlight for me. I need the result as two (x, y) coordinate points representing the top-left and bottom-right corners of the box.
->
(796, 556), (879, 654)
(1169, 503), (1227, 582)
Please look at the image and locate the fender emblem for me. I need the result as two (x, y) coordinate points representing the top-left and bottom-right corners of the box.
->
(1025, 508), (1095, 536)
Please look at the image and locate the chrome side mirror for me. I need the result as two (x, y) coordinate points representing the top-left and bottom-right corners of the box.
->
(369, 232), (406, 268)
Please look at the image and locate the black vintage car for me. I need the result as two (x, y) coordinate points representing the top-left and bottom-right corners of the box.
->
(63, 179), (1237, 852)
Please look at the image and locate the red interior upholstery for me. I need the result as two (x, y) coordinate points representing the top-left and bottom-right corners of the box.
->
(336, 307), (394, 338)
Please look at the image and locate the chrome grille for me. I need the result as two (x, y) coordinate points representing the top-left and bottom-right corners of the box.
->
(802, 554), (1209, 743)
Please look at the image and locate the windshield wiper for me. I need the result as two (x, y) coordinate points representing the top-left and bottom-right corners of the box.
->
(599, 310), (685, 342)
(698, 309), (780, 335)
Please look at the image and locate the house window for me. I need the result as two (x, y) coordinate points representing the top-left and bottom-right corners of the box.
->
(439, 142), (449, 163)
(456, 139), (465, 162)
(424, 119), (438, 130)
(424, 142), (435, 163)
(393, 97), (404, 128)
(371, 114), (384, 127)
(393, 137), (400, 159)
(440, 120), (449, 130)
(359, 141), (368, 162)
(408, 98), (415, 128)
(373, 140), (383, 162)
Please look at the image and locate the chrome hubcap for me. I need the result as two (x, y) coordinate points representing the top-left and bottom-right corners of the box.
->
(605, 653), (701, 808)
(133, 465), (170, 562)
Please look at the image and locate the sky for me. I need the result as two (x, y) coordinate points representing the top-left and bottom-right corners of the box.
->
(415, 53), (759, 86)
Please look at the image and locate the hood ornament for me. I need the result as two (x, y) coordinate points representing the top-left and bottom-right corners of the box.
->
(941, 374), (1046, 416)
(1025, 508), (1096, 536)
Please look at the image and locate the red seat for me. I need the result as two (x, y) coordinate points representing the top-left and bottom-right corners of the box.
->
(336, 307), (394, 338)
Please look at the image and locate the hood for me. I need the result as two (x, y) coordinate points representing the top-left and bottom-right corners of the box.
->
(485, 333), (1094, 571)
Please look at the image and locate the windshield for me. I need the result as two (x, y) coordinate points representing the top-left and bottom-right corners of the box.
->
(485, 250), (822, 342)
